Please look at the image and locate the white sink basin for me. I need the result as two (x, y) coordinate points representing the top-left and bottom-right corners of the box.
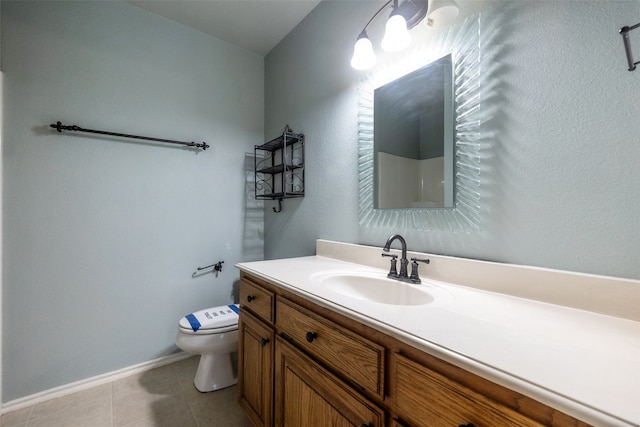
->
(310, 271), (438, 306)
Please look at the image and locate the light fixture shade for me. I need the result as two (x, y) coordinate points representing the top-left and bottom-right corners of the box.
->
(381, 14), (411, 52)
(426, 0), (459, 28)
(351, 33), (377, 70)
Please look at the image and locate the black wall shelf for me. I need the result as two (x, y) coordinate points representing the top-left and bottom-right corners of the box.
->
(255, 126), (305, 212)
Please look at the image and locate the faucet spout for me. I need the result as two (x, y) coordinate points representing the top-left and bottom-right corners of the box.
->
(383, 234), (409, 279)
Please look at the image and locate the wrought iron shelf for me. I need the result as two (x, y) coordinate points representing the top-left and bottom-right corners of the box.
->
(256, 191), (305, 200)
(256, 164), (303, 174)
(256, 131), (304, 152)
(255, 126), (305, 212)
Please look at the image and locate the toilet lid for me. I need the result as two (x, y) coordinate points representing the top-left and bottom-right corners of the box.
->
(179, 304), (239, 332)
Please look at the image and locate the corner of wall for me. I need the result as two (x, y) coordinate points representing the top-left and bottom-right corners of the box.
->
(1, 70), (5, 406)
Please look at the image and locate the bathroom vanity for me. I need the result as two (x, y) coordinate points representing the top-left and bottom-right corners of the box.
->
(236, 240), (640, 427)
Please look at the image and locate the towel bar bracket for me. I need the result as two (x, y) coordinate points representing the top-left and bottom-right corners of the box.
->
(620, 23), (640, 71)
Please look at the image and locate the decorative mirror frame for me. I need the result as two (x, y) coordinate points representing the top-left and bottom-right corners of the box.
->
(358, 15), (481, 232)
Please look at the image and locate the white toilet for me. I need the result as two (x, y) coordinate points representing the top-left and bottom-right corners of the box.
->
(176, 304), (240, 392)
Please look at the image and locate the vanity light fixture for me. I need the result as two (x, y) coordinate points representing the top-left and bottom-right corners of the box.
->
(425, 0), (459, 28)
(350, 0), (429, 70)
(380, 10), (412, 52)
(351, 30), (378, 70)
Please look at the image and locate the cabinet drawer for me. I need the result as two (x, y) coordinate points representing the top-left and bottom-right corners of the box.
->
(393, 353), (542, 427)
(240, 278), (274, 325)
(276, 298), (385, 398)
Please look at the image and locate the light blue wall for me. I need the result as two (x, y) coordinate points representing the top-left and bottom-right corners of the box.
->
(264, 0), (640, 281)
(2, 1), (263, 401)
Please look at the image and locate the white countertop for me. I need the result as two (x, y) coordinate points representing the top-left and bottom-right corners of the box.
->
(237, 252), (640, 427)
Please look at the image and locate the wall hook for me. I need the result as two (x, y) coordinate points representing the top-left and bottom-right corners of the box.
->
(273, 199), (283, 213)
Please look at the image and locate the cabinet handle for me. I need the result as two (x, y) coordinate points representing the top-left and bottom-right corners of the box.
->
(458, 424), (475, 427)
(246, 295), (255, 302)
(305, 332), (318, 343)
(260, 338), (269, 347)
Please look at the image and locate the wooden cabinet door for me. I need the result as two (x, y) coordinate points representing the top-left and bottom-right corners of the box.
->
(238, 310), (274, 427)
(274, 336), (384, 427)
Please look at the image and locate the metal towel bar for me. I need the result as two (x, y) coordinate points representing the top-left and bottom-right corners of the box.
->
(50, 121), (209, 150)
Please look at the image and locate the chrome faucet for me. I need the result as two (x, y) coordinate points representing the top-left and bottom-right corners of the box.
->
(382, 234), (429, 284)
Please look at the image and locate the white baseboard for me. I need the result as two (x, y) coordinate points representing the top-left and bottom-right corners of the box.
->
(1, 351), (193, 414)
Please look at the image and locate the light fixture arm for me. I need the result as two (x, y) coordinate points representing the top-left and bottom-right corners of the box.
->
(358, 0), (394, 35)
(351, 0), (428, 71)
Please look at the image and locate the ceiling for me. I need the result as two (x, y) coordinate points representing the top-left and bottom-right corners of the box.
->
(127, 0), (323, 56)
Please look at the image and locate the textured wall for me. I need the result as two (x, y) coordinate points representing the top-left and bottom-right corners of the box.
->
(2, 1), (263, 401)
(264, 0), (640, 281)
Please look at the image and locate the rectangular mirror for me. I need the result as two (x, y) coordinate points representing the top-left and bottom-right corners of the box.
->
(374, 54), (454, 209)
(358, 15), (481, 232)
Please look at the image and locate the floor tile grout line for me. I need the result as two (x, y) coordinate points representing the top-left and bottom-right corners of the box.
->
(172, 358), (201, 427)
(24, 403), (34, 426)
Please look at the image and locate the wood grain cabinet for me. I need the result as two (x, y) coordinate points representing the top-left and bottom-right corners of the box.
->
(237, 271), (590, 427)
(275, 298), (385, 399)
(240, 278), (274, 324)
(275, 336), (384, 427)
(392, 353), (542, 427)
(238, 276), (275, 427)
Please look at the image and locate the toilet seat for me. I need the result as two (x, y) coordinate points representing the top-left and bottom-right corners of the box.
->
(178, 323), (237, 335)
(179, 304), (239, 335)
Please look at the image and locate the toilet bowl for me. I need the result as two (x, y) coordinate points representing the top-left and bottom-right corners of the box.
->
(176, 304), (239, 392)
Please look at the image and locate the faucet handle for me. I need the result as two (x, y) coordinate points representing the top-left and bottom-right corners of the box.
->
(382, 253), (399, 278)
(409, 258), (430, 283)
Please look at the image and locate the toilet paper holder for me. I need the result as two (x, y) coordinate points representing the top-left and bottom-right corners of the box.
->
(196, 261), (224, 277)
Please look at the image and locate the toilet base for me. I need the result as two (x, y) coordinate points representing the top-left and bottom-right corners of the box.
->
(193, 351), (238, 392)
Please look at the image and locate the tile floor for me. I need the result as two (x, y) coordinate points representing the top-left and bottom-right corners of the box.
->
(0, 356), (253, 427)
